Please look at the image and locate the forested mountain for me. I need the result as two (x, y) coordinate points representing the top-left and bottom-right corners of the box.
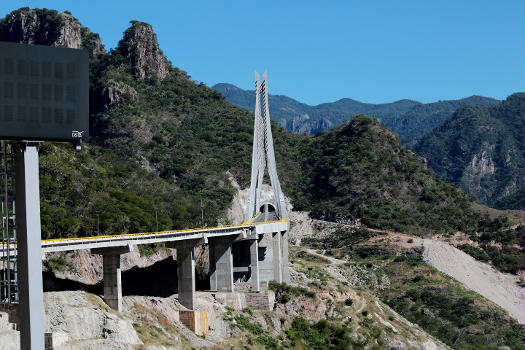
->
(1, 8), (524, 350)
(0, 7), (511, 239)
(414, 93), (525, 210)
(213, 83), (499, 138)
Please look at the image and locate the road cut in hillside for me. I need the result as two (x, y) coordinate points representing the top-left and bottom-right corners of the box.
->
(419, 239), (525, 324)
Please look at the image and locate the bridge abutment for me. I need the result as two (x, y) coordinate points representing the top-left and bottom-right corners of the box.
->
(91, 245), (134, 312)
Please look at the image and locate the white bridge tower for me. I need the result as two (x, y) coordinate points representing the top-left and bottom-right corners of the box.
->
(246, 71), (287, 222)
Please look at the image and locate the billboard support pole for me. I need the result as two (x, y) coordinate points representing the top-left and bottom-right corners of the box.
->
(15, 142), (45, 350)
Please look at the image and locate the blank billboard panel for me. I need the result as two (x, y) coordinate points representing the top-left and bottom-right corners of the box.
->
(0, 42), (88, 141)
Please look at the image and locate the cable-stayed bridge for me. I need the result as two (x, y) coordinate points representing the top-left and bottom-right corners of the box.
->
(1, 71), (289, 349)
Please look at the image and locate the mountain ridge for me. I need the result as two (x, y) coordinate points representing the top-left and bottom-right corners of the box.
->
(414, 93), (525, 210)
(213, 82), (500, 137)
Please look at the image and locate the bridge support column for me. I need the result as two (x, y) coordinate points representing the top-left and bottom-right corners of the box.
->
(209, 237), (235, 292)
(249, 238), (260, 292)
(91, 245), (134, 312)
(280, 231), (289, 283)
(15, 142), (45, 350)
(175, 242), (196, 310)
(272, 232), (282, 283)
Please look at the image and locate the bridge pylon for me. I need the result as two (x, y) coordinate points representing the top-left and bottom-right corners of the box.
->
(246, 71), (287, 223)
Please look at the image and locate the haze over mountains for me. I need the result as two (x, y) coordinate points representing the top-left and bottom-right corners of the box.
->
(213, 83), (499, 138)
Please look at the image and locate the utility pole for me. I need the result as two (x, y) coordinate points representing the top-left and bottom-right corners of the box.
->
(155, 209), (159, 232)
(200, 195), (204, 227)
(96, 212), (100, 235)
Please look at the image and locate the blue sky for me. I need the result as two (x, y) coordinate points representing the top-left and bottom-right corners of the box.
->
(1, 1), (524, 105)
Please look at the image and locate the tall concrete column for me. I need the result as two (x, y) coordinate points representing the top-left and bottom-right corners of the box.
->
(280, 231), (290, 283)
(209, 237), (234, 292)
(15, 142), (45, 350)
(272, 232), (282, 283)
(92, 245), (133, 312)
(209, 243), (216, 291)
(176, 244), (196, 310)
(102, 254), (122, 311)
(249, 238), (260, 292)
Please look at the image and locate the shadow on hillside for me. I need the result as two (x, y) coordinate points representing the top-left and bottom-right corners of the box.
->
(43, 256), (209, 297)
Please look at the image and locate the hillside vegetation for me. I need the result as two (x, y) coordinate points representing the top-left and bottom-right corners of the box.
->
(0, 8), (516, 245)
(293, 116), (495, 236)
(414, 93), (525, 210)
(301, 223), (525, 350)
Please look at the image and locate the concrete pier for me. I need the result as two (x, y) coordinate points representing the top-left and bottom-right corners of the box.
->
(280, 231), (289, 283)
(257, 233), (274, 288)
(91, 245), (133, 312)
(249, 238), (260, 292)
(272, 232), (282, 283)
(209, 237), (235, 292)
(176, 243), (196, 310)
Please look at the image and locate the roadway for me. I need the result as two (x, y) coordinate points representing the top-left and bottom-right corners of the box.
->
(1, 218), (289, 256)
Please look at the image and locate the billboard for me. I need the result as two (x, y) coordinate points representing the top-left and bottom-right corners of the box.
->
(0, 41), (88, 141)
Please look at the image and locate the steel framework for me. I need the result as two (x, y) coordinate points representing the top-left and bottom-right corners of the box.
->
(0, 141), (18, 304)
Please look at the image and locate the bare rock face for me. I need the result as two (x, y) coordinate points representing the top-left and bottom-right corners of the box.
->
(226, 174), (293, 225)
(44, 291), (142, 348)
(101, 79), (139, 108)
(117, 21), (169, 80)
(0, 8), (105, 56)
(286, 114), (334, 134)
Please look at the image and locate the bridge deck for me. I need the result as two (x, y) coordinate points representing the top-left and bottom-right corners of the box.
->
(1, 218), (288, 255)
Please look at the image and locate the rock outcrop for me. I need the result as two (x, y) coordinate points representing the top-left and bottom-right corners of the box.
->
(116, 21), (169, 80)
(0, 7), (105, 56)
(286, 114), (334, 134)
(101, 79), (139, 108)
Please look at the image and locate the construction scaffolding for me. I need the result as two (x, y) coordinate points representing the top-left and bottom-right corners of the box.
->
(0, 141), (18, 304)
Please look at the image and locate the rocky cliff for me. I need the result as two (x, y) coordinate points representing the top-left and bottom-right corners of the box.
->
(115, 20), (169, 80)
(0, 7), (104, 56)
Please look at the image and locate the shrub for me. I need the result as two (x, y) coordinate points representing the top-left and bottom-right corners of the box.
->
(44, 255), (74, 273)
(286, 317), (351, 350)
(268, 281), (316, 304)
(344, 298), (353, 306)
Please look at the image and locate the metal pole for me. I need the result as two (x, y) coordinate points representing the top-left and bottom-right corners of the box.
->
(15, 142), (45, 350)
(200, 196), (204, 227)
(155, 209), (159, 232)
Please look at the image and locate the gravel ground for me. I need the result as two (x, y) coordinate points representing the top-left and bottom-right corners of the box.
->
(419, 238), (525, 324)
